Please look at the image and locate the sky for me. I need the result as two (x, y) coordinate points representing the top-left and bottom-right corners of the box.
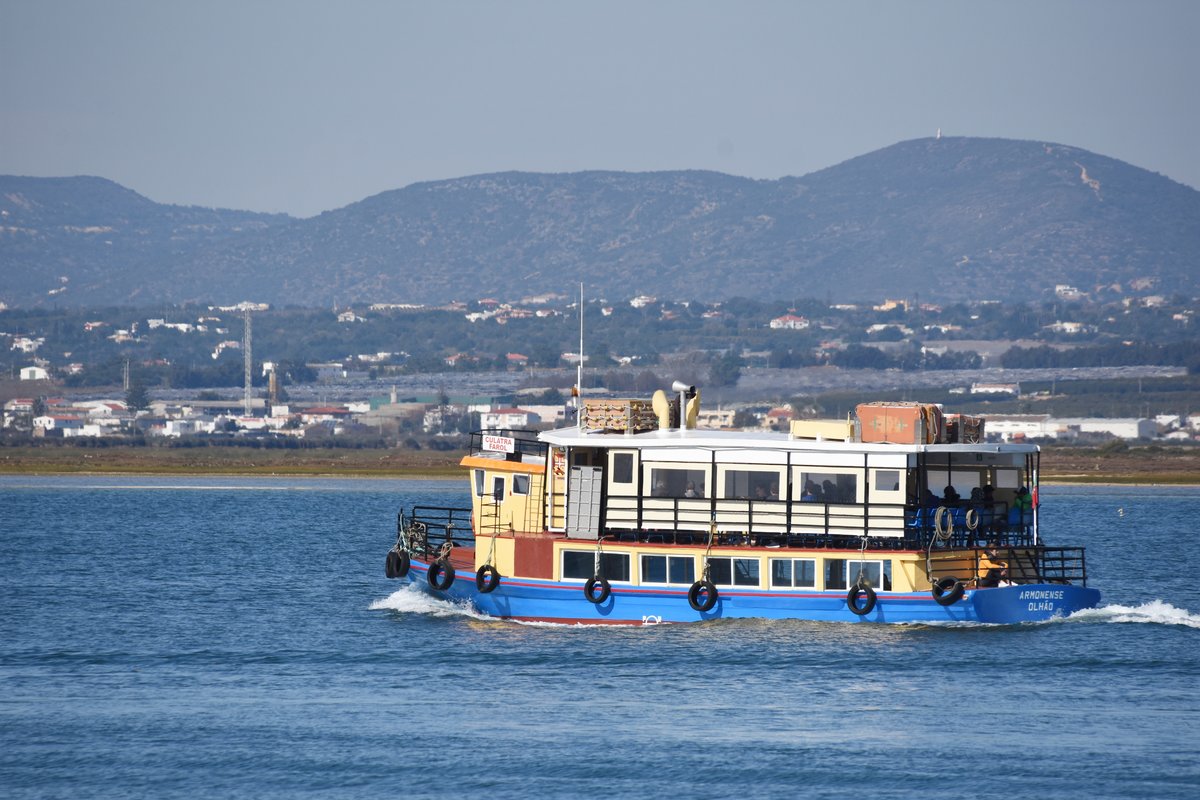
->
(2, 0), (1197, 218)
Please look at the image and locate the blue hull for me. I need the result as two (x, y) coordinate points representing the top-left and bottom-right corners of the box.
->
(405, 561), (1101, 625)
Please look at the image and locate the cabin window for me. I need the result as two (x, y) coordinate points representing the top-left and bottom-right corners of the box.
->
(491, 476), (505, 502)
(512, 474), (530, 495)
(824, 558), (847, 590)
(474, 469), (485, 496)
(640, 555), (695, 585)
(612, 452), (634, 484)
(829, 559), (893, 591)
(770, 558), (816, 588)
(994, 469), (1020, 489)
(649, 467), (707, 498)
(708, 557), (760, 587)
(798, 471), (857, 503)
(722, 469), (781, 501)
(874, 470), (901, 492)
(561, 550), (630, 581)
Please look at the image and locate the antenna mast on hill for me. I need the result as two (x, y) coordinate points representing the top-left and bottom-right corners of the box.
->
(576, 282), (584, 429)
(243, 307), (253, 417)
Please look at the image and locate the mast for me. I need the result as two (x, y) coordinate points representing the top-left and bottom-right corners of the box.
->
(577, 281), (584, 429)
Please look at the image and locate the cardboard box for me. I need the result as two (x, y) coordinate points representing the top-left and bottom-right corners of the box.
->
(580, 398), (664, 432)
(857, 402), (944, 444)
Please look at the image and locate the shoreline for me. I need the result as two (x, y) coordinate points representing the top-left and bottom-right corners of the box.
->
(1, 444), (1197, 485)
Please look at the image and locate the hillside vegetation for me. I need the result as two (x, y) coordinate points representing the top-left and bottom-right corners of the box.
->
(3, 137), (1197, 308)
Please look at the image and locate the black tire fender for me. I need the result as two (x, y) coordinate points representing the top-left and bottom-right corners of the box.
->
(385, 549), (410, 579)
(476, 564), (501, 593)
(687, 579), (719, 612)
(428, 558), (455, 591)
(932, 576), (965, 606)
(583, 576), (611, 604)
(847, 583), (877, 616)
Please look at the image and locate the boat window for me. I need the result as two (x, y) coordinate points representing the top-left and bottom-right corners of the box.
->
(799, 472), (857, 503)
(561, 550), (630, 581)
(640, 555), (695, 585)
(512, 474), (530, 495)
(994, 469), (1020, 489)
(707, 557), (760, 587)
(824, 558), (847, 590)
(874, 470), (901, 492)
(474, 469), (485, 496)
(770, 558), (816, 588)
(722, 469), (782, 500)
(649, 467), (707, 498)
(846, 559), (893, 591)
(612, 452), (634, 484)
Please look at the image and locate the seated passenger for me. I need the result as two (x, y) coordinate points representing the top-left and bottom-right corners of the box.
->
(1009, 486), (1033, 529)
(768, 483), (779, 500)
(684, 481), (702, 498)
(943, 485), (961, 504)
(801, 480), (819, 501)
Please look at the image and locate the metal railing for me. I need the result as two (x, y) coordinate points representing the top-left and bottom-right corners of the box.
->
(467, 429), (548, 459)
(397, 505), (475, 561)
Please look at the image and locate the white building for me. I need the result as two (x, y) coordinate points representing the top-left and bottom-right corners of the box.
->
(769, 314), (810, 330)
(481, 408), (542, 430)
(983, 415), (1063, 441)
(19, 366), (49, 381)
(985, 414), (1156, 441)
(1054, 418), (1157, 440)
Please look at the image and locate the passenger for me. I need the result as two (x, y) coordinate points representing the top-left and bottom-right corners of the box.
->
(652, 479), (668, 497)
(801, 480), (818, 501)
(754, 485), (769, 501)
(942, 485), (961, 504)
(684, 481), (702, 499)
(980, 484), (997, 531)
(1010, 486), (1033, 529)
(822, 480), (837, 502)
(768, 483), (779, 501)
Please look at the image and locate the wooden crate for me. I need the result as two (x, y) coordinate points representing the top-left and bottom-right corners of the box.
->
(580, 398), (664, 432)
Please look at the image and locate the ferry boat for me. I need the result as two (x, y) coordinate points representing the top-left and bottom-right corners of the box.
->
(384, 387), (1100, 624)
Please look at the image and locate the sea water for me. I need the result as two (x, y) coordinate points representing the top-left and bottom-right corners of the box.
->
(2, 476), (1198, 799)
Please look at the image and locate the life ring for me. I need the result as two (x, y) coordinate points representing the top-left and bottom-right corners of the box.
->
(428, 559), (455, 591)
(583, 576), (611, 604)
(476, 564), (501, 593)
(846, 583), (877, 616)
(687, 579), (718, 612)
(932, 576), (965, 606)
(385, 549), (410, 579)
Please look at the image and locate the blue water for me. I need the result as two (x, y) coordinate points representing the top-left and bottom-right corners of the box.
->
(2, 476), (1199, 799)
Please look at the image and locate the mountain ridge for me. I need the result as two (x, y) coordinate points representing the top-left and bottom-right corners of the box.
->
(2, 137), (1197, 308)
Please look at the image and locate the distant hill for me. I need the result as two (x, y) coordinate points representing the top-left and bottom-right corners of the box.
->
(2, 137), (1197, 308)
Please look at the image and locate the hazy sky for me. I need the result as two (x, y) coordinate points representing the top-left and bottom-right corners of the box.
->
(2, 0), (1197, 218)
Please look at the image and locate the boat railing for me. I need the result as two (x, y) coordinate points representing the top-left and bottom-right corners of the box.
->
(612, 497), (911, 540)
(398, 505), (475, 560)
(926, 545), (1089, 587)
(467, 429), (548, 460)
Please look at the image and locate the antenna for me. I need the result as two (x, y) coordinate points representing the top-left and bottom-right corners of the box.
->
(243, 307), (253, 417)
(576, 282), (584, 429)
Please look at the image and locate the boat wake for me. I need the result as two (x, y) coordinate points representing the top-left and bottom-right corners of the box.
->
(369, 585), (490, 621)
(1065, 600), (1200, 629)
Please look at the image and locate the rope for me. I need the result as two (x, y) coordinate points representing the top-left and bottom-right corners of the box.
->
(593, 532), (604, 578)
(701, 514), (717, 581)
(853, 531), (870, 588)
(925, 506), (954, 587)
